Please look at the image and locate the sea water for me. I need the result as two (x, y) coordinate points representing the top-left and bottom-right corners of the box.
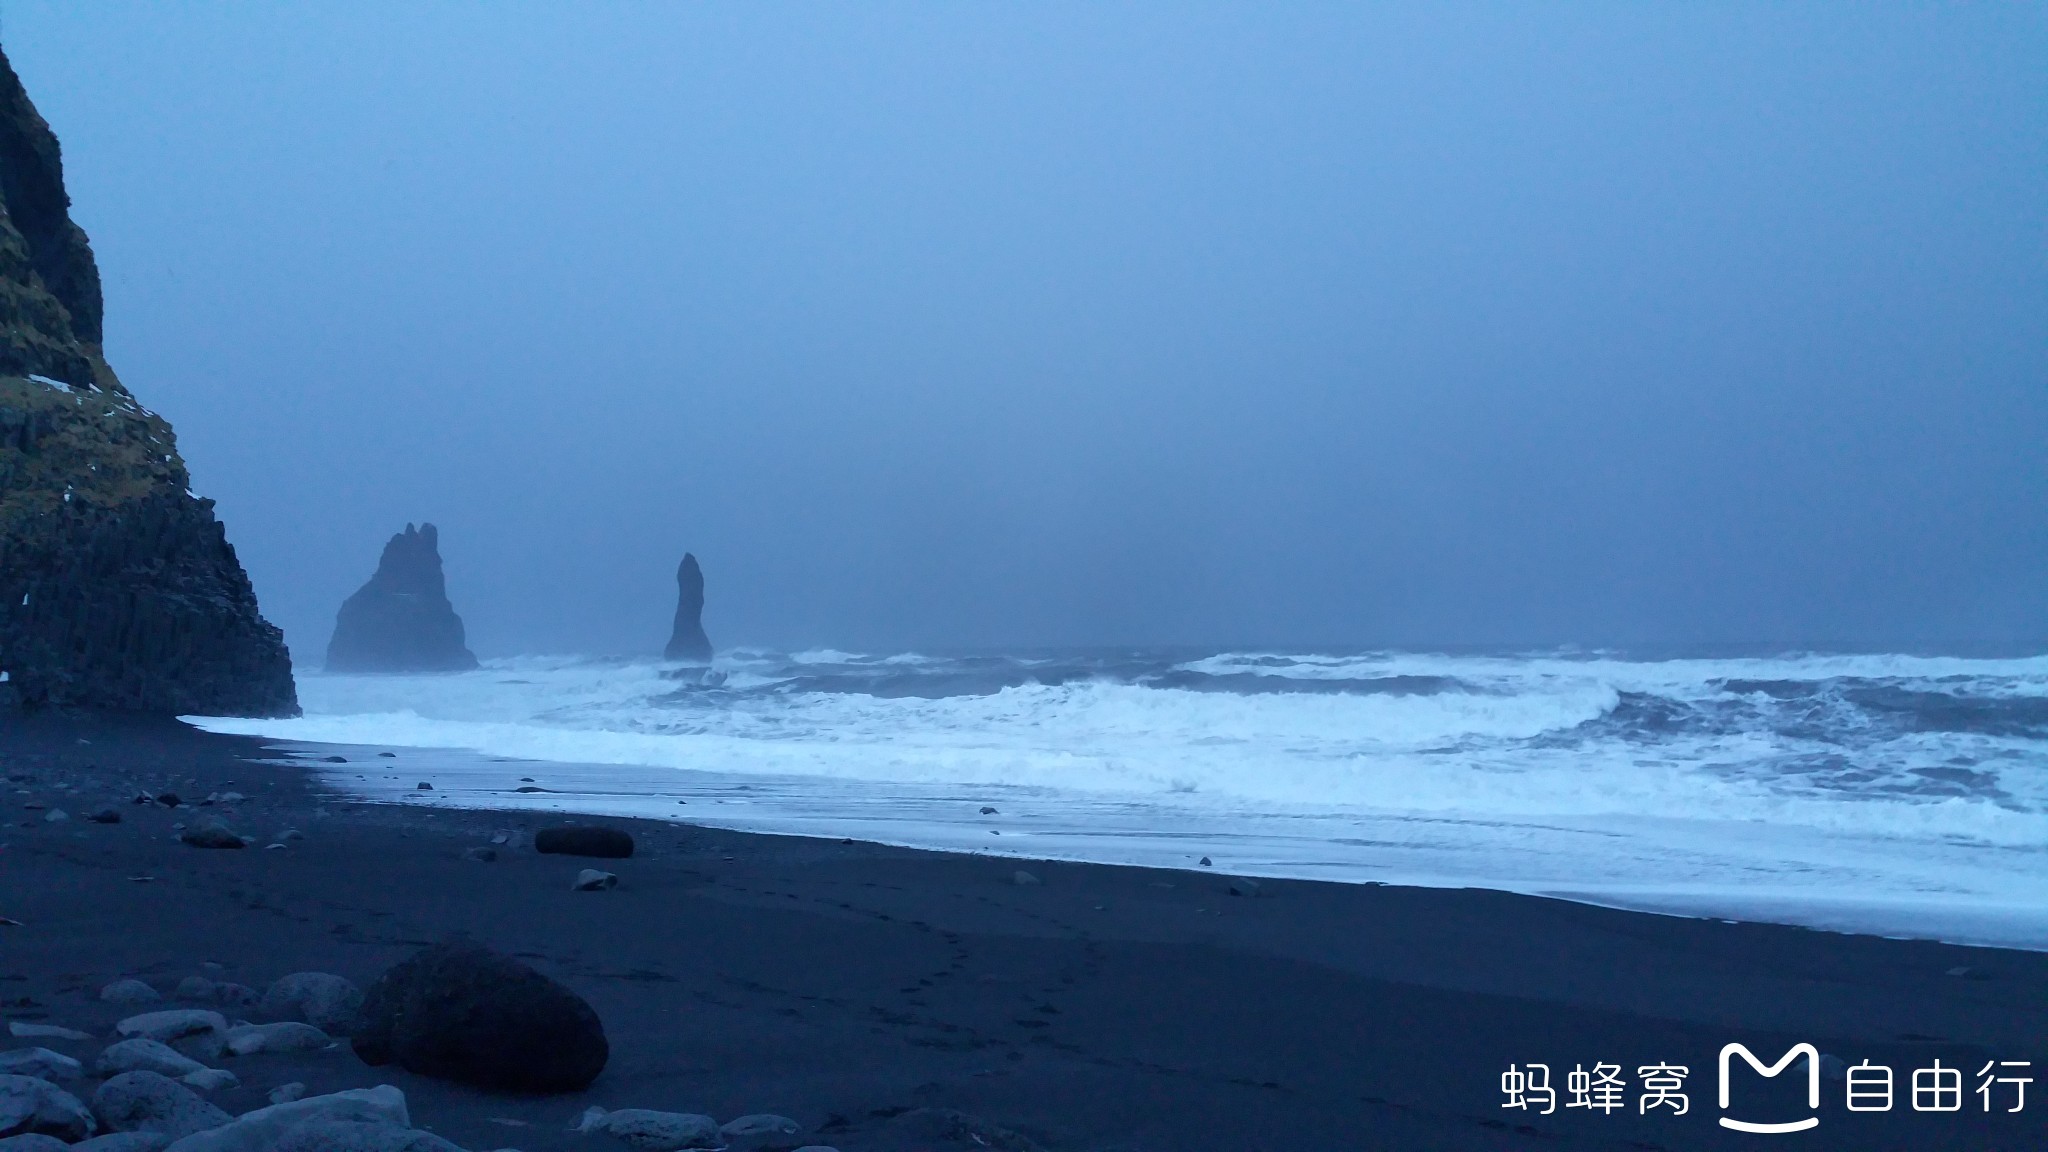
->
(189, 648), (2048, 948)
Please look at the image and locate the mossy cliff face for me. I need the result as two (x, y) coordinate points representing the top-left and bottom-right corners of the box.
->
(0, 46), (296, 716)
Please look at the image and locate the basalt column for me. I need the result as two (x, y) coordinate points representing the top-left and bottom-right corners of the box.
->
(0, 46), (297, 716)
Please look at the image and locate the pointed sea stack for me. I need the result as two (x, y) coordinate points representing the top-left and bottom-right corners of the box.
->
(664, 552), (712, 662)
(326, 523), (479, 672)
(0, 47), (297, 716)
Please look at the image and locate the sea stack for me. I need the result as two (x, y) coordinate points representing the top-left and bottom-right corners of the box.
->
(325, 523), (479, 672)
(664, 552), (713, 662)
(0, 47), (297, 716)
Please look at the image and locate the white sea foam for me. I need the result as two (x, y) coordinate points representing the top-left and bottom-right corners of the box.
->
(188, 648), (2048, 948)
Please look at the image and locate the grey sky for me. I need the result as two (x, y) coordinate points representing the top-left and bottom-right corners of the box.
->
(7, 3), (2043, 657)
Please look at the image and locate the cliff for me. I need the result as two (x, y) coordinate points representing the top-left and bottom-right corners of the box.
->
(326, 522), (479, 672)
(0, 46), (297, 716)
(664, 552), (712, 662)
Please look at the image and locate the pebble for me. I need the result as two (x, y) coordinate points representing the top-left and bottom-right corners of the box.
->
(1227, 878), (1261, 898)
(93, 1040), (206, 1079)
(0, 1073), (96, 1142)
(266, 1083), (305, 1106)
(572, 869), (618, 892)
(39, 811), (65, 824)
(101, 980), (161, 1005)
(415, 783), (433, 791)
(979, 806), (998, 815)
(0, 1050), (80, 1082)
(1199, 856), (1212, 867)
(154, 794), (180, 808)
(86, 809), (122, 824)
(461, 848), (497, 863)
(1012, 871), (1040, 886)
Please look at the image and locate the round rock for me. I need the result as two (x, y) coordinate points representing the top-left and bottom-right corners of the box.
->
(173, 977), (216, 1002)
(352, 941), (607, 1093)
(177, 820), (245, 849)
(93, 1040), (206, 1079)
(273, 1120), (464, 1152)
(261, 973), (364, 1034)
(179, 1069), (237, 1093)
(722, 1113), (801, 1138)
(0, 1075), (95, 1142)
(69, 1135), (173, 1152)
(224, 1023), (330, 1056)
(267, 1083), (306, 1106)
(0, 1050), (80, 1082)
(0, 1133), (72, 1151)
(90, 1072), (229, 1139)
(213, 983), (262, 1011)
(588, 1108), (720, 1151)
(534, 825), (634, 859)
(114, 1011), (226, 1046)
(572, 869), (618, 892)
(100, 980), (160, 1005)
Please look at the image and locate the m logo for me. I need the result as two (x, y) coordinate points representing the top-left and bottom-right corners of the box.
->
(1719, 1043), (1821, 1133)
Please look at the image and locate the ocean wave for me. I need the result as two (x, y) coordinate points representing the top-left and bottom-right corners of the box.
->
(189, 646), (2048, 944)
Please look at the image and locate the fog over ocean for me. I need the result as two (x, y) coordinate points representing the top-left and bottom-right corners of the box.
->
(194, 646), (2048, 949)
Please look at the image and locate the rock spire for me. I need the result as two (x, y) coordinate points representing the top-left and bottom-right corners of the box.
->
(325, 523), (479, 672)
(664, 553), (712, 662)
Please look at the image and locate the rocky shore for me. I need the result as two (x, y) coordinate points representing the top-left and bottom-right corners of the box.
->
(1, 713), (2042, 1151)
(0, 46), (295, 718)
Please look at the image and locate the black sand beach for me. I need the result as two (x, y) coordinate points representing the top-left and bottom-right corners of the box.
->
(2, 714), (2041, 1151)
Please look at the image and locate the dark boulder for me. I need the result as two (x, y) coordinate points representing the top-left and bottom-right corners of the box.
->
(663, 553), (712, 662)
(352, 941), (608, 1093)
(177, 819), (245, 849)
(325, 523), (479, 672)
(0, 47), (297, 719)
(535, 825), (634, 859)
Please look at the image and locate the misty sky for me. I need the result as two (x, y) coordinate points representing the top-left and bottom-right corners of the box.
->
(6, 3), (2043, 658)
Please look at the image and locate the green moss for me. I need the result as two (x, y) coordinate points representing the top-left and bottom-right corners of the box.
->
(0, 374), (186, 538)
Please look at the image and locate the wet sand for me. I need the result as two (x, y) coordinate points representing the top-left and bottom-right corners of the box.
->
(1, 712), (2041, 1151)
